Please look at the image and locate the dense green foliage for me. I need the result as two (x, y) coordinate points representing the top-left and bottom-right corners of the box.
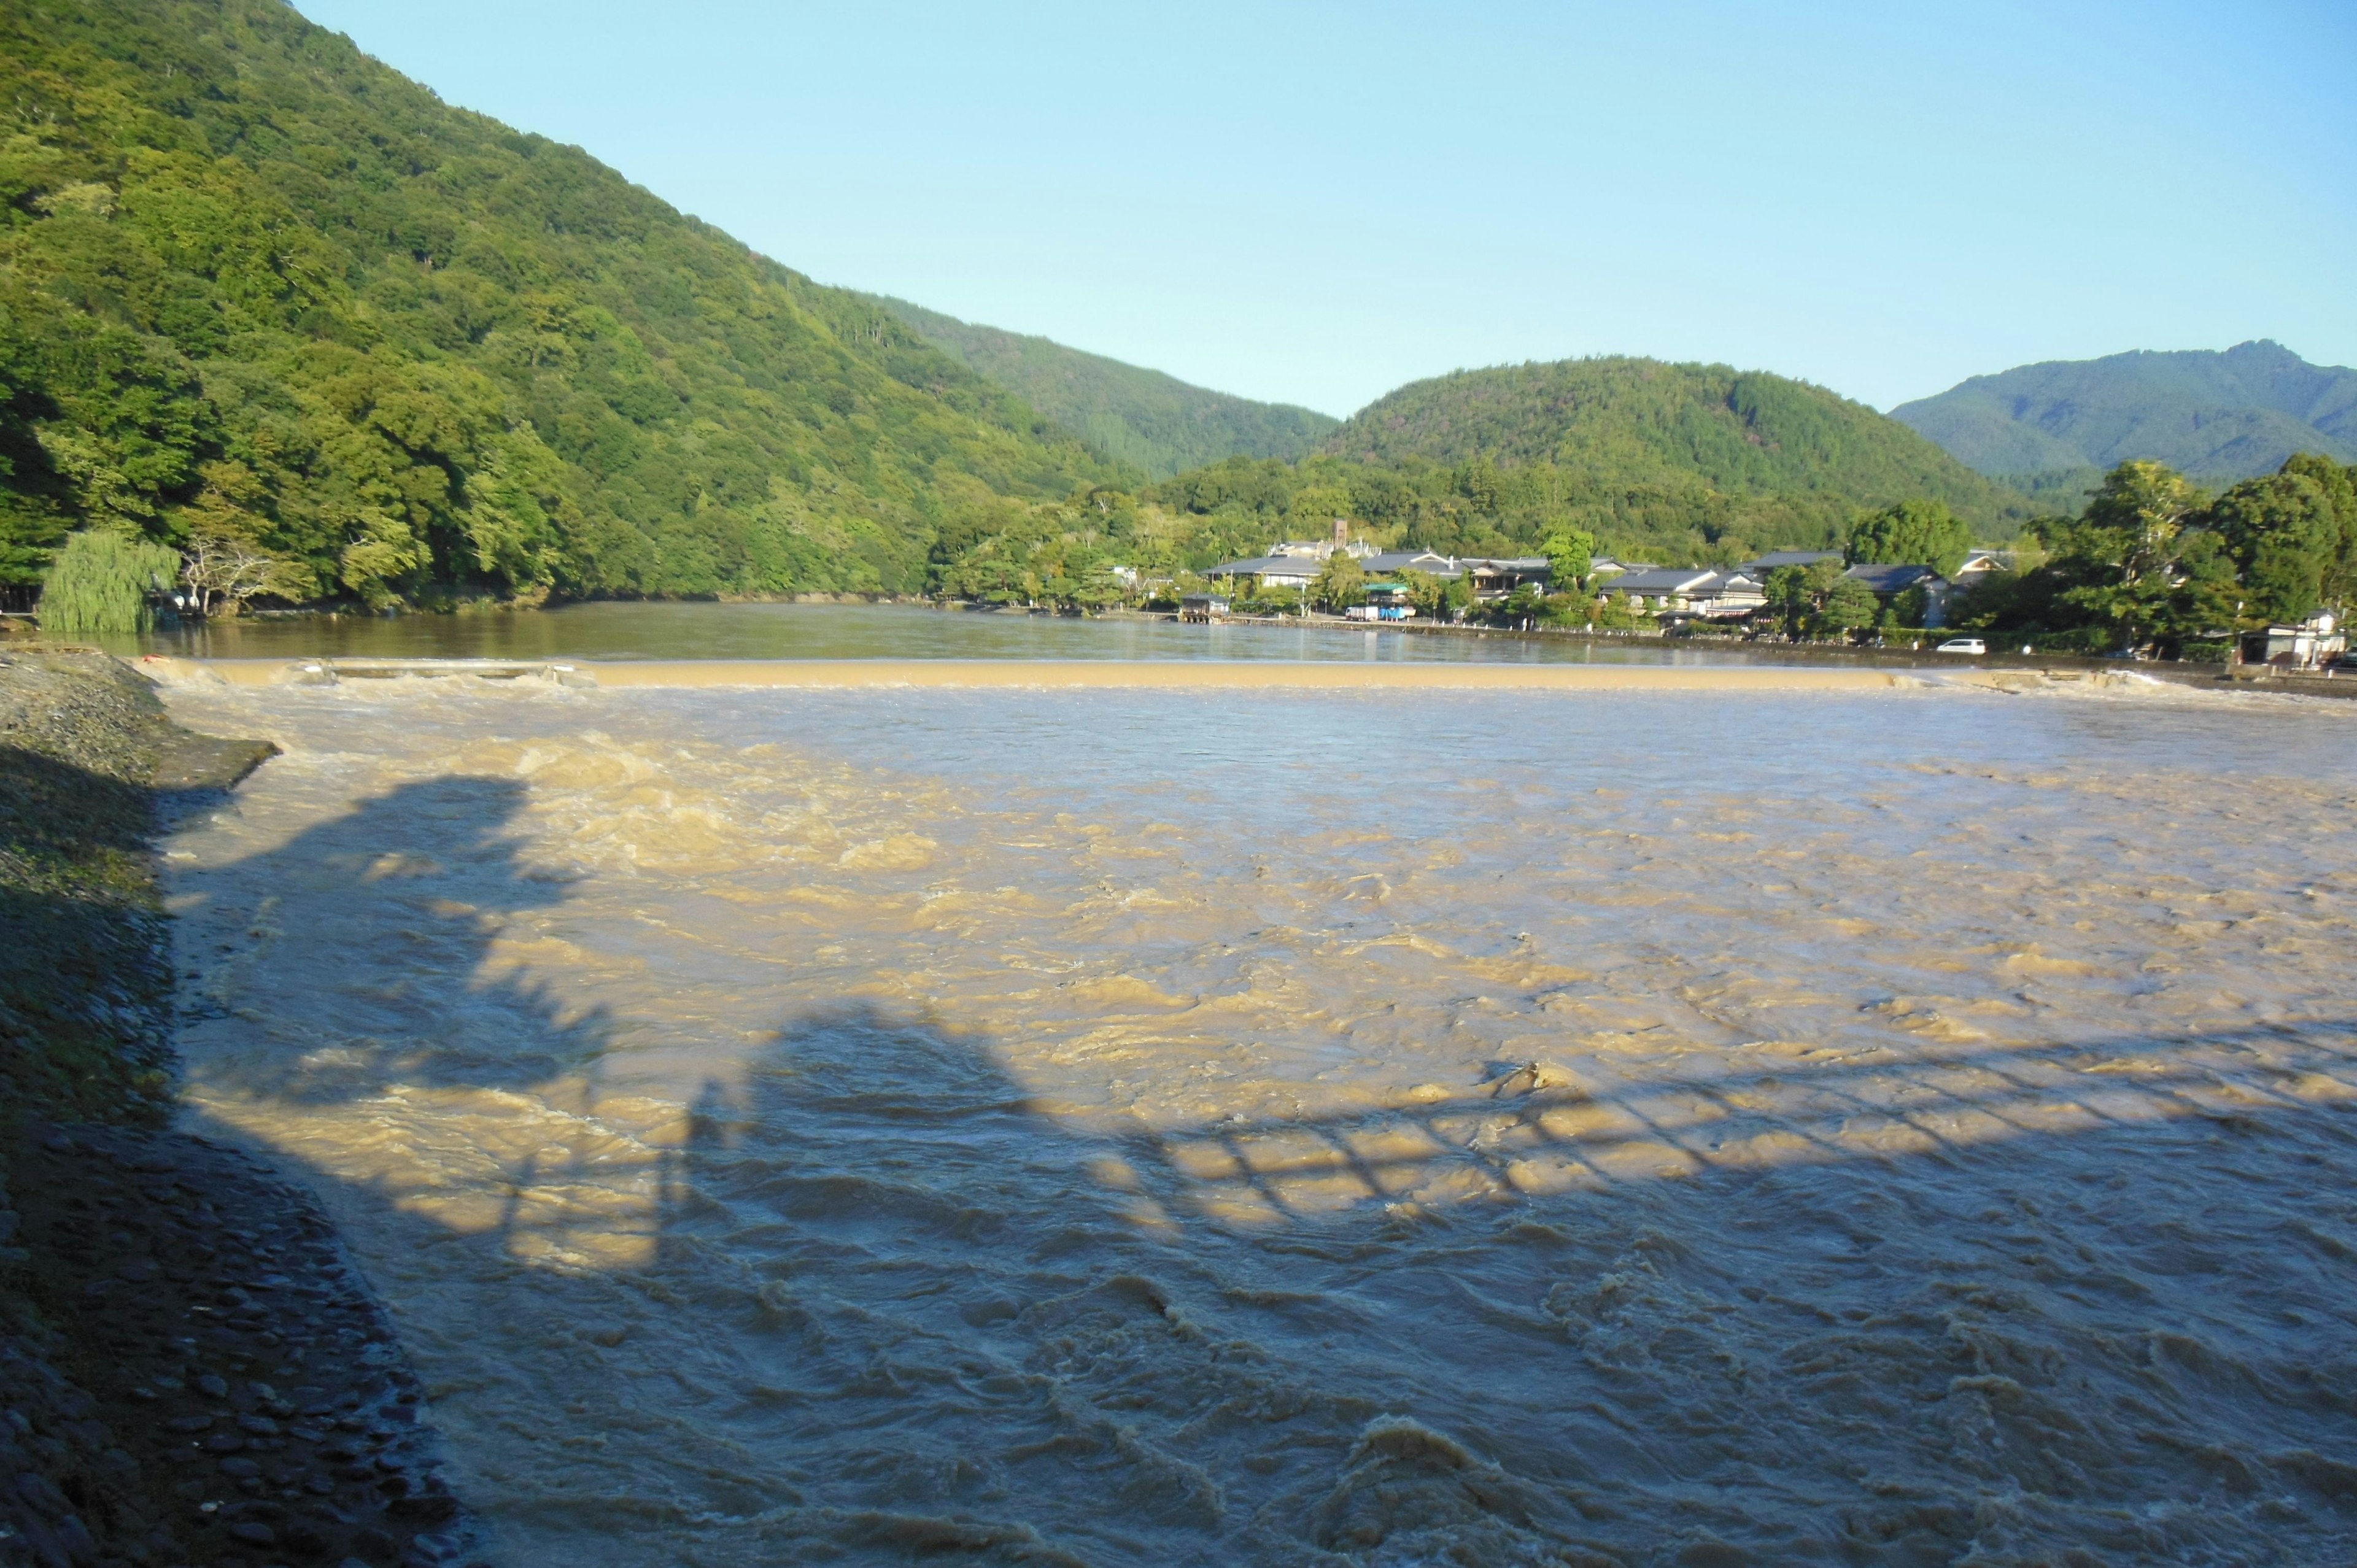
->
(1096, 357), (2022, 580)
(1892, 341), (2357, 491)
(1314, 357), (2029, 553)
(0, 0), (1118, 608)
(864, 295), (1337, 481)
(1954, 454), (2357, 654)
(1845, 499), (1972, 576)
(921, 358), (2038, 605)
(36, 527), (179, 633)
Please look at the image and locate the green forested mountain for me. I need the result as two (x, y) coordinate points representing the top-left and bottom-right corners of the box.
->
(861, 295), (1336, 480)
(0, 0), (1120, 606)
(1891, 341), (2357, 501)
(1249, 357), (2031, 561)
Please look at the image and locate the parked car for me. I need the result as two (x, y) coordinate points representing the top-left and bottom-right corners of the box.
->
(1934, 637), (1986, 655)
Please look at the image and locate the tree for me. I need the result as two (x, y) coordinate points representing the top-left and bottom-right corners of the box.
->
(36, 528), (181, 636)
(1817, 577), (1879, 636)
(2038, 460), (2206, 650)
(1594, 592), (1646, 631)
(1762, 565), (1809, 635)
(1846, 499), (1972, 576)
(1763, 557), (1846, 637)
(181, 524), (293, 616)
(2281, 453), (2357, 608)
(1539, 527), (1595, 594)
(1500, 583), (1544, 624)
(1290, 485), (1355, 535)
(2204, 471), (2335, 624)
(1312, 550), (1366, 612)
(1396, 568), (1446, 620)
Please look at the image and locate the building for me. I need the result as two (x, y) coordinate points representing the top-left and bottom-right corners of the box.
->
(1460, 558), (1553, 601)
(1359, 550), (1460, 577)
(1207, 520), (1390, 590)
(1604, 568), (1764, 617)
(1204, 554), (1322, 590)
(1602, 568), (1714, 610)
(1839, 562), (1952, 626)
(1739, 550), (1843, 577)
(1178, 593), (1230, 622)
(1207, 547), (1552, 606)
(2241, 614), (2345, 669)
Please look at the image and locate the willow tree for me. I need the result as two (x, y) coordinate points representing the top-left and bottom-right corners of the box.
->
(36, 530), (182, 636)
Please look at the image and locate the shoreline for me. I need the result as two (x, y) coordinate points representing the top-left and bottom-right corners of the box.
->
(0, 649), (481, 1568)
(141, 654), (2337, 702)
(119, 598), (2357, 700)
(175, 657), (1929, 692)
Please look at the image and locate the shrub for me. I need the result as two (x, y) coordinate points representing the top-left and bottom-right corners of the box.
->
(36, 530), (182, 637)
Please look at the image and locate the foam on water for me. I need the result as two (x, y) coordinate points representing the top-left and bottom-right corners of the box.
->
(158, 674), (2357, 1564)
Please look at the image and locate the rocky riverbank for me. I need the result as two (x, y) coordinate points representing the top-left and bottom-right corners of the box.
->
(1, 649), (482, 1568)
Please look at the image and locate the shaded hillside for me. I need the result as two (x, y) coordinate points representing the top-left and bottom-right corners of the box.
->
(0, 0), (1118, 606)
(1307, 357), (2029, 550)
(865, 295), (1336, 480)
(1892, 341), (2357, 492)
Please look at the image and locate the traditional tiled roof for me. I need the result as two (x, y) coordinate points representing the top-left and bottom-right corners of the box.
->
(1205, 555), (1322, 579)
(1840, 563), (1943, 593)
(1741, 550), (1844, 574)
(1607, 568), (1720, 596)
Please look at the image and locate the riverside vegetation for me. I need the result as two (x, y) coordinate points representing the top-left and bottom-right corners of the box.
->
(2, 0), (1121, 615)
(0, 0), (2037, 631)
(6, 0), (2354, 665)
(1105, 454), (2357, 661)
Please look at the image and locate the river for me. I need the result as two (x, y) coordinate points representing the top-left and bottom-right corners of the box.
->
(140, 600), (1763, 667)
(152, 651), (2357, 1564)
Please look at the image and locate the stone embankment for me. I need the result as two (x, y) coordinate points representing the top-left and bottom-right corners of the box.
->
(1, 649), (481, 1568)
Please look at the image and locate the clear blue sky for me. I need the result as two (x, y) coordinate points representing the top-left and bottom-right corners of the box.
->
(300, 0), (2356, 419)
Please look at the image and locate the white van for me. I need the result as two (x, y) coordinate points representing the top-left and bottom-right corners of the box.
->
(1935, 638), (1986, 655)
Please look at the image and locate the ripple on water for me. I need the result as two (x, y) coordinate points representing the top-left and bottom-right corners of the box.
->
(158, 676), (2357, 1565)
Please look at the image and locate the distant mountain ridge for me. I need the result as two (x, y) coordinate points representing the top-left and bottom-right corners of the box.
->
(1891, 342), (2357, 498)
(862, 296), (1337, 481)
(1322, 357), (2029, 531)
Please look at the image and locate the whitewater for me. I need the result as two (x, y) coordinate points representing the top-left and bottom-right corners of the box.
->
(150, 667), (2357, 1566)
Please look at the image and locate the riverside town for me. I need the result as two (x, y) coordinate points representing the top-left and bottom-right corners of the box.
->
(4, 2), (2355, 1566)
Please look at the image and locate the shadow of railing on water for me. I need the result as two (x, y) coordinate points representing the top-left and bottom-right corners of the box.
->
(1104, 1021), (2357, 1227)
(157, 768), (2357, 1563)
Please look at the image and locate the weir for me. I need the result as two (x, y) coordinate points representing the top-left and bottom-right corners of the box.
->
(156, 655), (2020, 693)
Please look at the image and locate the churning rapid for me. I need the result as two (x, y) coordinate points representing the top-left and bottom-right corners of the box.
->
(153, 672), (2357, 1566)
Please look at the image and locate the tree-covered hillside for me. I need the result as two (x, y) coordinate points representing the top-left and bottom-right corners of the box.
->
(863, 295), (1337, 481)
(1320, 353), (2036, 549)
(0, 0), (1118, 607)
(1891, 341), (2357, 497)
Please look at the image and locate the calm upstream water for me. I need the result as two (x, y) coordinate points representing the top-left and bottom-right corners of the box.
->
(140, 600), (1757, 666)
(155, 671), (2357, 1566)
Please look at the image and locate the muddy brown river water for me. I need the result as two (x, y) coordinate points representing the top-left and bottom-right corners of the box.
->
(152, 669), (2357, 1566)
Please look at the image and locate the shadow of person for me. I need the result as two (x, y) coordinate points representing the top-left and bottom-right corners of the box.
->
(614, 1002), (1628, 1564)
(612, 1000), (2357, 1567)
(152, 776), (2357, 1567)
(176, 773), (616, 1108)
